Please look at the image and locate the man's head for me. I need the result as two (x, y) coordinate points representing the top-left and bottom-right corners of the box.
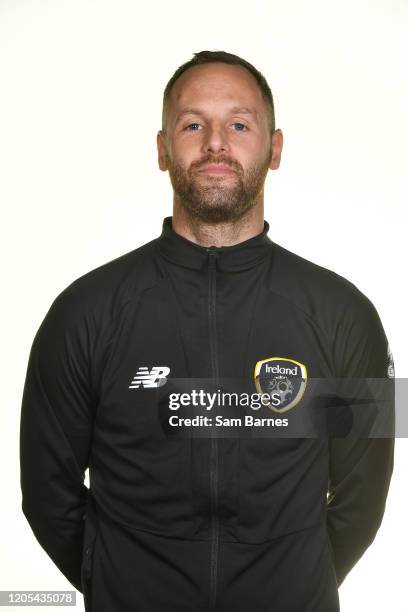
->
(157, 50), (283, 224)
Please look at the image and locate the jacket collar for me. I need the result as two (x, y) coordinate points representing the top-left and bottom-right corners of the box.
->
(156, 216), (273, 272)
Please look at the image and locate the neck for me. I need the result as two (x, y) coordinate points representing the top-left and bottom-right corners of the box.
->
(171, 198), (265, 248)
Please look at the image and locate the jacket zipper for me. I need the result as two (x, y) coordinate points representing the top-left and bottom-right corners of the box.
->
(207, 247), (220, 612)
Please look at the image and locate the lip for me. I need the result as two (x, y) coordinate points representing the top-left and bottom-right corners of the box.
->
(198, 164), (236, 175)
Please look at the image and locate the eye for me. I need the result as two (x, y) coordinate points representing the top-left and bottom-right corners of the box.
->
(232, 122), (248, 131)
(184, 123), (201, 131)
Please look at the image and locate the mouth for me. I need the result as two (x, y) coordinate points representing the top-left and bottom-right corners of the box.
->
(198, 163), (236, 175)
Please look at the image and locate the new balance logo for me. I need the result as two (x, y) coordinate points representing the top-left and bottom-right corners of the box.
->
(129, 366), (170, 389)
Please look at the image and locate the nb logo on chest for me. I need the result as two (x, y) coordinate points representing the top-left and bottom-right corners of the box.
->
(129, 366), (170, 389)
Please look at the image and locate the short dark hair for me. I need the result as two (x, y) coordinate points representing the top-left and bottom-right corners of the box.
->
(161, 50), (275, 135)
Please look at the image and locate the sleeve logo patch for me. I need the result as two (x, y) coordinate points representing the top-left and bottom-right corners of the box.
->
(387, 344), (395, 378)
(254, 357), (308, 413)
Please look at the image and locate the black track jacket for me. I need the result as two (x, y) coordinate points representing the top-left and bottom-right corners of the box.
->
(20, 216), (395, 611)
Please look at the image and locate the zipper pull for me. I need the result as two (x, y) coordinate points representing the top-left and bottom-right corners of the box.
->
(206, 246), (219, 268)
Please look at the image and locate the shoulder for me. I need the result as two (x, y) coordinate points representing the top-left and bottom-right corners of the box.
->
(39, 237), (161, 334)
(269, 240), (380, 326)
(269, 241), (389, 376)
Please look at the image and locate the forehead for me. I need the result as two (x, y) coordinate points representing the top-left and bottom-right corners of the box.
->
(168, 63), (265, 113)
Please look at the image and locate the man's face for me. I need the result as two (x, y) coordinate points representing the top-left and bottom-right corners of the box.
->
(157, 63), (283, 223)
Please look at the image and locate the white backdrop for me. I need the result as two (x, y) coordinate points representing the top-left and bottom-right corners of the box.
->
(1, 1), (407, 610)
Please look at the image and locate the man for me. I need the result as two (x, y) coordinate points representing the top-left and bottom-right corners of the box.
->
(20, 50), (395, 611)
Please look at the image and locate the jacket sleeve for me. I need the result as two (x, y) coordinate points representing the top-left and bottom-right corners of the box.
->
(19, 283), (98, 592)
(326, 289), (395, 587)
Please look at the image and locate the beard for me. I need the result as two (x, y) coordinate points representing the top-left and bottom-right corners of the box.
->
(165, 146), (272, 224)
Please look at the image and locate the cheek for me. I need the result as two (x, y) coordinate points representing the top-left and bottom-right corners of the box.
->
(247, 140), (273, 168)
(170, 140), (198, 168)
(231, 135), (264, 160)
(246, 134), (268, 156)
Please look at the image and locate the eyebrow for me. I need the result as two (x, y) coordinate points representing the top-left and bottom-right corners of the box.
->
(175, 106), (257, 123)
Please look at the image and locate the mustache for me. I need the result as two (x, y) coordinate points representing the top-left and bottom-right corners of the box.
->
(191, 156), (241, 174)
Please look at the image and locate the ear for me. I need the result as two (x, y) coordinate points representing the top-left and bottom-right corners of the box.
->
(269, 129), (283, 171)
(157, 130), (169, 171)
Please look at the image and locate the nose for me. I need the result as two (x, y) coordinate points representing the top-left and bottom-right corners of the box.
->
(201, 123), (229, 155)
